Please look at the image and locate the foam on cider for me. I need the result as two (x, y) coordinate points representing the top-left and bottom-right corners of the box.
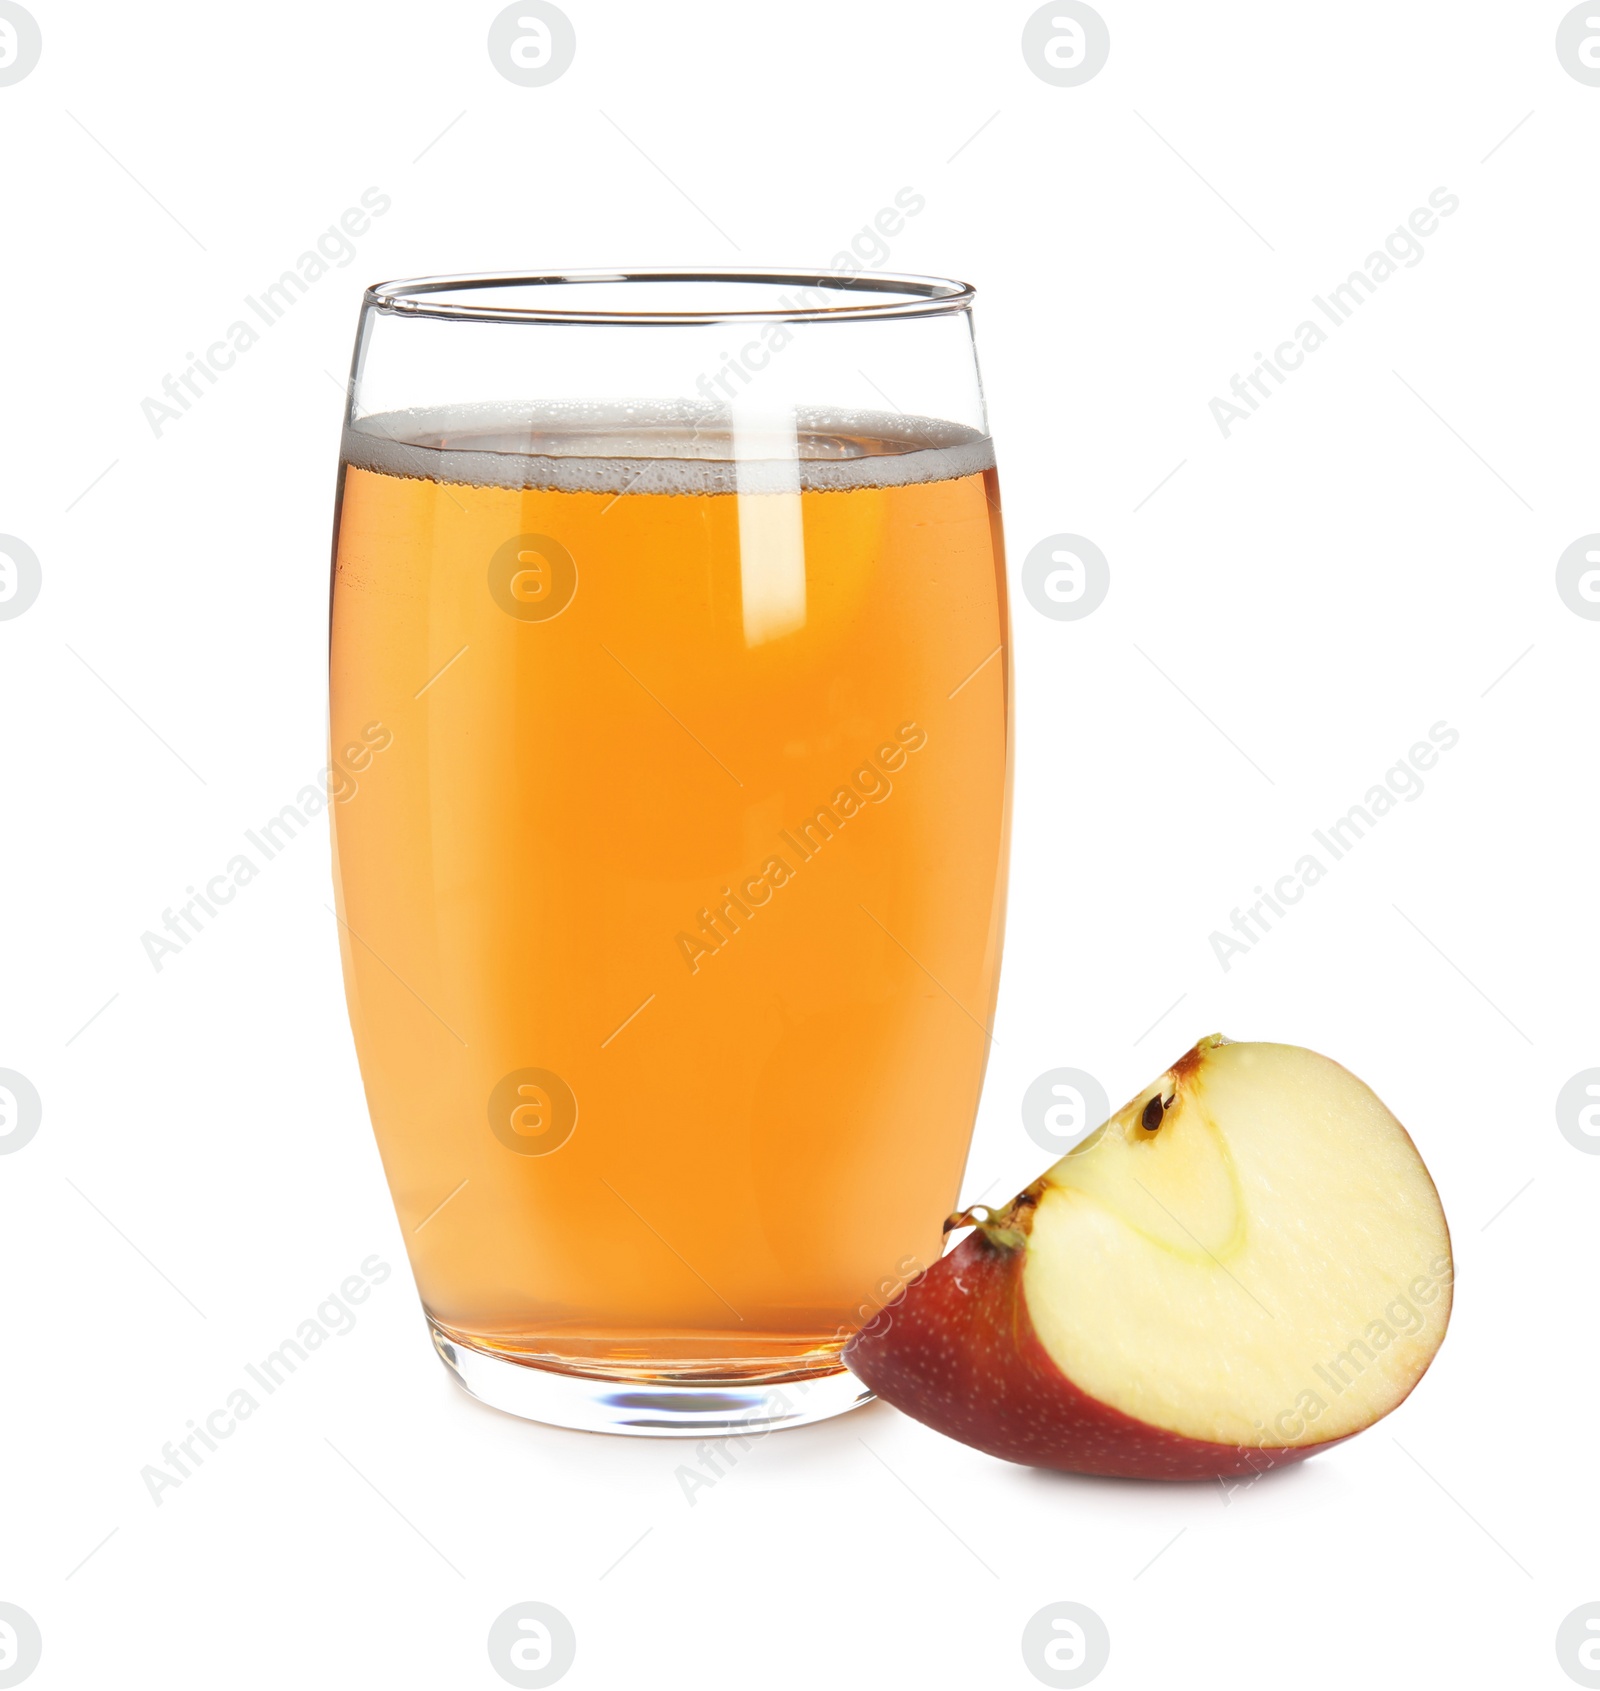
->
(341, 401), (994, 496)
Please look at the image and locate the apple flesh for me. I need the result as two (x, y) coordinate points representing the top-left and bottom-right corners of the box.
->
(845, 1037), (1452, 1480)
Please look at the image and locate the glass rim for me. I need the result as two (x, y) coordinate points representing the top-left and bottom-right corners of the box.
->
(364, 268), (976, 326)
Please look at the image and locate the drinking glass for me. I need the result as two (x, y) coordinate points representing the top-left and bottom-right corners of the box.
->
(328, 270), (1011, 1434)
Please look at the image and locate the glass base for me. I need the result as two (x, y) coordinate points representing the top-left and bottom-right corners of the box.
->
(429, 1319), (875, 1436)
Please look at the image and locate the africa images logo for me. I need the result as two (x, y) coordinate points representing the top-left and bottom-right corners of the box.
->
(0, 2), (42, 87)
(675, 723), (927, 973)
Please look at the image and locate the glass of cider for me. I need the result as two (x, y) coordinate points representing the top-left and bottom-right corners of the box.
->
(328, 271), (1011, 1435)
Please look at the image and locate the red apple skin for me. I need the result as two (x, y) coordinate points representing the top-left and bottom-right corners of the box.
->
(844, 1226), (1350, 1481)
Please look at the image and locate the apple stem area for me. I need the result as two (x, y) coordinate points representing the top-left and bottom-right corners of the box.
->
(943, 1193), (1038, 1254)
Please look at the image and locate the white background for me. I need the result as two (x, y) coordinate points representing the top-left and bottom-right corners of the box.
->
(2, 2), (1596, 1686)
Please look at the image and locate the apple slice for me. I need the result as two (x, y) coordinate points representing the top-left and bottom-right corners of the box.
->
(845, 1036), (1452, 1480)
